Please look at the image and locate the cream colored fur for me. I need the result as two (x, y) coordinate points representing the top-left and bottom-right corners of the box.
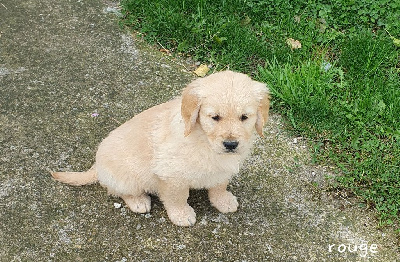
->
(52, 70), (270, 226)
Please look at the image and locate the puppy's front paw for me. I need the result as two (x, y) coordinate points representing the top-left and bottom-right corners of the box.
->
(209, 191), (238, 213)
(166, 205), (196, 227)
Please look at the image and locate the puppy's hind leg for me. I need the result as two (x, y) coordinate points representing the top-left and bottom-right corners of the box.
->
(122, 194), (152, 213)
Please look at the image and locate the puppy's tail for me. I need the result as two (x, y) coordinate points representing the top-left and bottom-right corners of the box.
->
(51, 164), (98, 186)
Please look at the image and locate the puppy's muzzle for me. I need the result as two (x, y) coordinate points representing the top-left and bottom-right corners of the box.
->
(223, 140), (239, 153)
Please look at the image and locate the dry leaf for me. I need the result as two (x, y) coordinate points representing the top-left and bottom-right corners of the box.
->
(194, 64), (209, 77)
(391, 36), (400, 47)
(159, 48), (171, 55)
(384, 29), (400, 47)
(286, 38), (302, 50)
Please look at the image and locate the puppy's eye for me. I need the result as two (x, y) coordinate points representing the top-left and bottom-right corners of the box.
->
(240, 114), (248, 121)
(211, 115), (221, 121)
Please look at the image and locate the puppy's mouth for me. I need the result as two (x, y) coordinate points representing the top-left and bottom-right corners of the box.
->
(223, 149), (239, 154)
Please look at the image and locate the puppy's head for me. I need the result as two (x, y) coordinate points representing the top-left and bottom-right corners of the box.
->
(181, 70), (270, 155)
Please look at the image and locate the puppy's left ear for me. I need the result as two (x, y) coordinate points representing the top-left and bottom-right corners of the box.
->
(181, 84), (201, 137)
(255, 83), (270, 137)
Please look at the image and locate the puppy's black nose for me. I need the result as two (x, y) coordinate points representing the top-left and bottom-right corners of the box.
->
(223, 141), (239, 151)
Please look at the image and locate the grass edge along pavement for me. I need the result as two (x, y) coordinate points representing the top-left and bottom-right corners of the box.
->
(119, 0), (400, 231)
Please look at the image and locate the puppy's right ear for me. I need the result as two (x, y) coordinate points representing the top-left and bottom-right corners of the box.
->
(181, 84), (201, 136)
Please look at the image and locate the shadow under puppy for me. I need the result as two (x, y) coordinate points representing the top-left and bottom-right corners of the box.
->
(52, 70), (270, 226)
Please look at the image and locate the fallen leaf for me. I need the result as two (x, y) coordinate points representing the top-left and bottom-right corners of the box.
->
(194, 64), (209, 77)
(286, 38), (302, 50)
(159, 48), (171, 55)
(391, 36), (400, 47)
(384, 29), (400, 47)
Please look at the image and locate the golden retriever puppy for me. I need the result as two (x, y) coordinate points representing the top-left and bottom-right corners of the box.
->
(52, 70), (270, 226)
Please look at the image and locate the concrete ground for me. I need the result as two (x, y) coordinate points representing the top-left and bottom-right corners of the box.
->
(0, 0), (398, 261)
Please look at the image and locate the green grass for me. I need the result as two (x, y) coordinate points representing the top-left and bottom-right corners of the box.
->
(120, 0), (400, 228)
